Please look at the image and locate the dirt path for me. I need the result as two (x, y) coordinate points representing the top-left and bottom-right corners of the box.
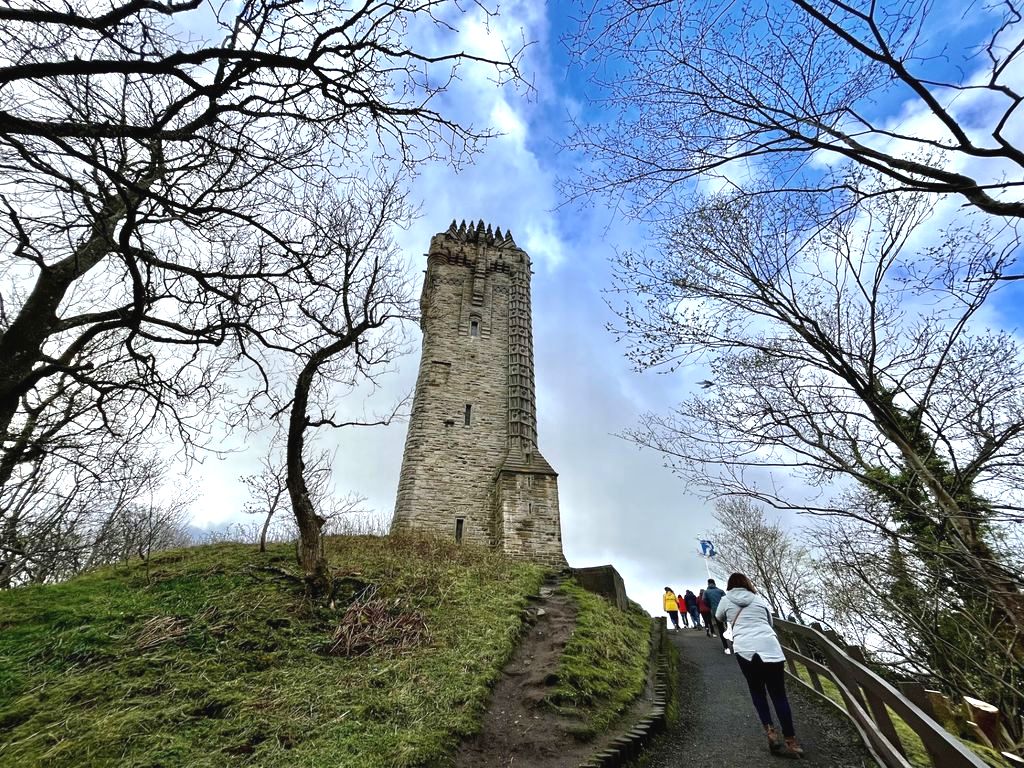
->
(455, 584), (581, 768)
(455, 581), (656, 768)
(640, 630), (876, 767)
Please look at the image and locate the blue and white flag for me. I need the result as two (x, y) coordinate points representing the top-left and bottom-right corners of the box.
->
(699, 539), (717, 558)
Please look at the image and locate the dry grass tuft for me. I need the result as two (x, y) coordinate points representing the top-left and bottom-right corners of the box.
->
(134, 616), (188, 650)
(325, 587), (429, 657)
(134, 606), (220, 650)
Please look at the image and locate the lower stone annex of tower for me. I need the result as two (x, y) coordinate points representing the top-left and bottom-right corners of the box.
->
(390, 220), (567, 568)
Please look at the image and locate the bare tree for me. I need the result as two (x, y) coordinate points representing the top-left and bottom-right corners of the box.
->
(241, 448), (369, 552)
(102, 495), (194, 583)
(249, 177), (415, 597)
(708, 498), (822, 622)
(0, 0), (525, 543)
(612, 182), (1024, 659)
(566, 0), (1024, 221)
(241, 455), (288, 553)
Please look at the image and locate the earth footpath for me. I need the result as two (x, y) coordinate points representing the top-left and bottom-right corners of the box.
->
(455, 578), (657, 768)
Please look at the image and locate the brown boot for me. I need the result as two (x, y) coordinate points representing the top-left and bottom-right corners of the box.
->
(765, 725), (782, 753)
(783, 736), (804, 758)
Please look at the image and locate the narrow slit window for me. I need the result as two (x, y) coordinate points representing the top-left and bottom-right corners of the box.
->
(470, 319), (480, 337)
(464, 404), (472, 426)
(455, 518), (464, 543)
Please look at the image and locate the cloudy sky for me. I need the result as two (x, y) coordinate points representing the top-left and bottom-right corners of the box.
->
(188, 0), (1024, 618)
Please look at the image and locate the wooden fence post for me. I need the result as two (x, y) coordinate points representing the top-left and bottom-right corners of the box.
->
(793, 634), (825, 695)
(925, 690), (957, 731)
(846, 645), (906, 758)
(897, 682), (934, 719)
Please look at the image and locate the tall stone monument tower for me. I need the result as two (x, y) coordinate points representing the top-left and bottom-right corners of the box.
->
(391, 220), (567, 567)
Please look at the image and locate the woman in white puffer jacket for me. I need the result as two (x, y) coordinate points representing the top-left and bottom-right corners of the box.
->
(716, 572), (804, 758)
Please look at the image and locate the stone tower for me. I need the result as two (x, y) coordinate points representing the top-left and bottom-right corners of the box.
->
(391, 220), (567, 567)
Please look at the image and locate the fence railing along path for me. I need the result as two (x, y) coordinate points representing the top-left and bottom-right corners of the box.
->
(773, 618), (990, 768)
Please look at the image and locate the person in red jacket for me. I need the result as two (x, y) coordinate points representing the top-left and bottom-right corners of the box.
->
(697, 589), (715, 637)
(675, 592), (690, 627)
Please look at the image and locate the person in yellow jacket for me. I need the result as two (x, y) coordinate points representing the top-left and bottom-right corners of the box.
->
(663, 587), (681, 631)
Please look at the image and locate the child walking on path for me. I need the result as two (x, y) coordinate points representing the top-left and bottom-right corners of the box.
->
(716, 572), (804, 758)
(676, 592), (690, 627)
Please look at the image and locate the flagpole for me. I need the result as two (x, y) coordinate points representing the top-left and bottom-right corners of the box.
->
(697, 538), (717, 582)
(696, 537), (712, 580)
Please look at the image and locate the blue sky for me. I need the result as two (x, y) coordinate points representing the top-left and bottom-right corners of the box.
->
(188, 0), (1024, 618)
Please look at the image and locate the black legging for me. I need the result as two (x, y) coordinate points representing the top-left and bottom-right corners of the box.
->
(700, 610), (714, 634)
(714, 617), (729, 649)
(735, 653), (795, 737)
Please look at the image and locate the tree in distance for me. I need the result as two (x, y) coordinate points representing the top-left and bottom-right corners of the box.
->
(706, 498), (820, 623)
(1, 447), (191, 588)
(241, 449), (369, 554)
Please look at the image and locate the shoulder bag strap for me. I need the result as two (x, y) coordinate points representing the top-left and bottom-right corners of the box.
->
(731, 605), (746, 628)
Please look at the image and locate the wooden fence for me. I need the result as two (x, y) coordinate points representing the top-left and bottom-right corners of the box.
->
(773, 618), (993, 768)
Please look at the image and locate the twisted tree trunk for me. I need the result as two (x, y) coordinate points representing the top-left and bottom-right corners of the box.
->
(286, 355), (331, 599)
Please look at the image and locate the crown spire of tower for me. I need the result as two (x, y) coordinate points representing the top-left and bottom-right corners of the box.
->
(440, 219), (517, 248)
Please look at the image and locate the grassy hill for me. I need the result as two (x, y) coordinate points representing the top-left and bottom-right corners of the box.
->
(0, 535), (653, 768)
(0, 536), (550, 767)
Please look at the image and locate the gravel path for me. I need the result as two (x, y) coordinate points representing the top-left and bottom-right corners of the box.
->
(640, 629), (876, 767)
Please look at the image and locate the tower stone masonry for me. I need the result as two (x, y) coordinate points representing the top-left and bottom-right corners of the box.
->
(390, 220), (567, 567)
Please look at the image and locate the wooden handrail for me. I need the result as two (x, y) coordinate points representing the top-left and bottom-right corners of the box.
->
(773, 619), (987, 768)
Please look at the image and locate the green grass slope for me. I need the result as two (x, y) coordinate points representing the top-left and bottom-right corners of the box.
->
(546, 582), (652, 739)
(0, 536), (546, 768)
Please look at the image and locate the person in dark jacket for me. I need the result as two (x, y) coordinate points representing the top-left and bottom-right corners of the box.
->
(683, 589), (701, 629)
(704, 579), (729, 651)
(697, 589), (714, 637)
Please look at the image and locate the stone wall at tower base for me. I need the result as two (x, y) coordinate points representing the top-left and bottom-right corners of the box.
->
(570, 565), (628, 611)
(493, 457), (567, 567)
